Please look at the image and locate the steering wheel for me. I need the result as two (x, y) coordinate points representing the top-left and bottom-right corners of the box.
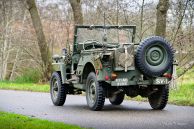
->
(83, 40), (103, 50)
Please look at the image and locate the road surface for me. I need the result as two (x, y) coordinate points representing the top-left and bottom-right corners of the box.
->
(0, 90), (194, 129)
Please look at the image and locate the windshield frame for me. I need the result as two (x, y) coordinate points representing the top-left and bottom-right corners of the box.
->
(73, 25), (136, 53)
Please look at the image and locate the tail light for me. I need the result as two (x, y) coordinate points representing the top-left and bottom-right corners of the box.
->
(163, 73), (172, 78)
(105, 75), (109, 81)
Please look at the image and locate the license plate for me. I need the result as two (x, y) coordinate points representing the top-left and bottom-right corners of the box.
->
(115, 78), (128, 86)
(153, 78), (168, 85)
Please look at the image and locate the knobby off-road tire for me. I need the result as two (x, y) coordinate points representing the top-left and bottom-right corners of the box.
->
(135, 36), (174, 77)
(148, 85), (169, 110)
(86, 72), (105, 111)
(50, 72), (66, 106)
(109, 93), (125, 105)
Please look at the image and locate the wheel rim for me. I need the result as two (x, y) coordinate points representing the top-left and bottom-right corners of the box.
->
(88, 79), (96, 105)
(145, 43), (167, 69)
(52, 78), (59, 101)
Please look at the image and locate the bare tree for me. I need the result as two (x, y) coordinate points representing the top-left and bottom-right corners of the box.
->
(139, 0), (145, 41)
(170, 0), (194, 77)
(9, 10), (27, 81)
(25, 0), (51, 81)
(0, 0), (13, 80)
(155, 0), (169, 37)
(69, 0), (83, 25)
(172, 0), (190, 44)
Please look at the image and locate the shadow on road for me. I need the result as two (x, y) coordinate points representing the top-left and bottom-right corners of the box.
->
(52, 103), (169, 115)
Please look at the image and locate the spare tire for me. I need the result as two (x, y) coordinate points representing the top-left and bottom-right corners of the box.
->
(135, 36), (174, 77)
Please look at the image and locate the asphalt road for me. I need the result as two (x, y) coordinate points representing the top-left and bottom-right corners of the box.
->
(0, 90), (194, 129)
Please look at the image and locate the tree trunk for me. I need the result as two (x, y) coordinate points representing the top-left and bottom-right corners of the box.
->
(139, 0), (145, 42)
(155, 0), (169, 37)
(69, 0), (83, 25)
(26, 0), (51, 81)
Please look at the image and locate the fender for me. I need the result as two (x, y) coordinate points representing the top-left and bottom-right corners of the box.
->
(76, 52), (104, 82)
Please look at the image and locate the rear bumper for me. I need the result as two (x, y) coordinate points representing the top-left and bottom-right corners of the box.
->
(110, 77), (170, 86)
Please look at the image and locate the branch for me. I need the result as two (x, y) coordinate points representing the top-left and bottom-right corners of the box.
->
(172, 0), (190, 45)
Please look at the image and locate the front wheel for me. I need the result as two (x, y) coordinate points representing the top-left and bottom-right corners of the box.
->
(148, 85), (169, 110)
(50, 72), (66, 106)
(86, 72), (105, 111)
(109, 93), (125, 105)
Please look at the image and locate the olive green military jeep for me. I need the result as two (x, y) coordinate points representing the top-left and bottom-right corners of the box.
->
(50, 25), (174, 111)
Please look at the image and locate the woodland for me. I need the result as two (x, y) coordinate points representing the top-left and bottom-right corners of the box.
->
(0, 0), (193, 82)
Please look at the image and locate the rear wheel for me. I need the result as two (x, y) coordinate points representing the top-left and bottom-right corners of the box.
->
(148, 85), (169, 110)
(109, 93), (125, 105)
(86, 72), (105, 111)
(50, 72), (66, 106)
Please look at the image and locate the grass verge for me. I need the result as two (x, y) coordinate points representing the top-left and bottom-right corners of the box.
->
(0, 81), (49, 92)
(0, 111), (84, 129)
(169, 81), (194, 106)
(169, 68), (194, 106)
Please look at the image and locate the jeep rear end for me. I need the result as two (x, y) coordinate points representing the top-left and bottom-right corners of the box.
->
(50, 25), (174, 111)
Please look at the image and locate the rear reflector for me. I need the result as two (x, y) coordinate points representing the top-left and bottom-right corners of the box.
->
(105, 75), (109, 81)
(163, 73), (172, 78)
